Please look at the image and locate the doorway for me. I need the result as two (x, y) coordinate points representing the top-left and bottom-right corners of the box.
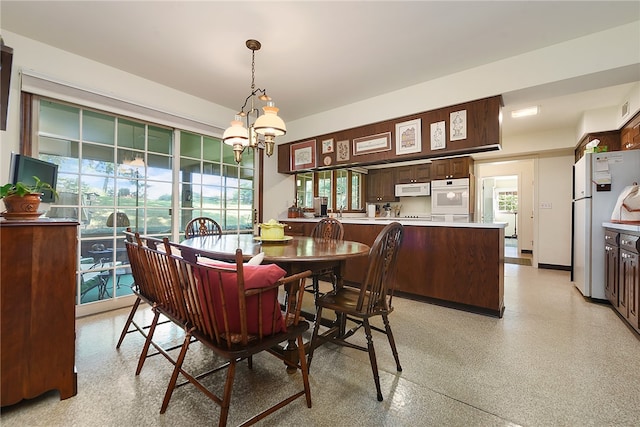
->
(481, 175), (531, 265)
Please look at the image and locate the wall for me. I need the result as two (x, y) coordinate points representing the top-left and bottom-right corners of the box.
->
(537, 154), (574, 267)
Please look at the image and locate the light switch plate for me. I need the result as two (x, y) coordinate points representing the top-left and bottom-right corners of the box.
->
(540, 202), (552, 209)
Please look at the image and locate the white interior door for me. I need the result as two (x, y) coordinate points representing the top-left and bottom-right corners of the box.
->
(481, 177), (495, 223)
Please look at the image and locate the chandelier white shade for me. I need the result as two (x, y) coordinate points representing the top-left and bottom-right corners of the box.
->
(223, 39), (286, 163)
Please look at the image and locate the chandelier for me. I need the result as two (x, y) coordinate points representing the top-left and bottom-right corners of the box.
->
(223, 39), (286, 163)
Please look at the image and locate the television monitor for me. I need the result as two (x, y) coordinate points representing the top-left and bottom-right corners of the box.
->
(9, 153), (59, 203)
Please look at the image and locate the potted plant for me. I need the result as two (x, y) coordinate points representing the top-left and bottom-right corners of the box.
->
(0, 176), (58, 219)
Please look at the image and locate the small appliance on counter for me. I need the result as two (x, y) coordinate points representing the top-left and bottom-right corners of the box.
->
(313, 196), (328, 217)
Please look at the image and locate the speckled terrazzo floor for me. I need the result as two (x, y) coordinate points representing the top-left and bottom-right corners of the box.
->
(2, 264), (639, 426)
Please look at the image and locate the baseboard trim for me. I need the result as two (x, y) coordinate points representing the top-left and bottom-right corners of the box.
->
(538, 263), (571, 271)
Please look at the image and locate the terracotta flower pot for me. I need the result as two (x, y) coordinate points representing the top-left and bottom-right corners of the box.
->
(1, 193), (42, 219)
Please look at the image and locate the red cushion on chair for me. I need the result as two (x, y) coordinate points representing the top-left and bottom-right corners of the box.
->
(196, 258), (286, 336)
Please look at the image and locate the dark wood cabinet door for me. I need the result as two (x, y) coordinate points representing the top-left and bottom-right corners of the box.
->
(432, 157), (473, 180)
(450, 157), (471, 178)
(616, 251), (629, 317)
(395, 166), (414, 184)
(281, 221), (314, 237)
(431, 159), (450, 180)
(626, 251), (639, 331)
(414, 163), (431, 182)
(396, 164), (431, 184)
(605, 243), (619, 305)
(620, 248), (639, 332)
(366, 169), (397, 203)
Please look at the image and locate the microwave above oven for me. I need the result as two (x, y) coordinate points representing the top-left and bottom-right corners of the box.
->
(395, 182), (430, 197)
(431, 178), (470, 215)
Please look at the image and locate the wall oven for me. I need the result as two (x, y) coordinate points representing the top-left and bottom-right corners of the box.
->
(431, 178), (470, 216)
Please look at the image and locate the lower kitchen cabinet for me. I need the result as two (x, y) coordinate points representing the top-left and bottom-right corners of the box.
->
(343, 222), (505, 317)
(281, 219), (505, 317)
(604, 227), (639, 334)
(281, 221), (314, 236)
(620, 233), (639, 332)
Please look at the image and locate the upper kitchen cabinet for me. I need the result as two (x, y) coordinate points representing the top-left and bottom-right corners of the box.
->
(431, 156), (474, 180)
(621, 112), (640, 151)
(366, 168), (397, 203)
(396, 163), (431, 184)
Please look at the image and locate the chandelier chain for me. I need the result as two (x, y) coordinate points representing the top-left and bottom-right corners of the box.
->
(251, 49), (256, 92)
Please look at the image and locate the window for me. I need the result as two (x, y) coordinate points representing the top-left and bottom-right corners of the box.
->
(33, 98), (255, 309)
(497, 190), (518, 212)
(178, 131), (254, 236)
(294, 169), (363, 212)
(317, 171), (332, 209)
(295, 172), (314, 209)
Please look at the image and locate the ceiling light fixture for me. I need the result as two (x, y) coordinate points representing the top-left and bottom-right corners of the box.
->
(223, 39), (286, 163)
(511, 106), (539, 118)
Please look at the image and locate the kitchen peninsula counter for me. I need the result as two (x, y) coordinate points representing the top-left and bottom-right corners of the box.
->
(280, 217), (506, 317)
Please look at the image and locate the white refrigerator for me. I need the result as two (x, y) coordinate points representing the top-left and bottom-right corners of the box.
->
(572, 151), (640, 299)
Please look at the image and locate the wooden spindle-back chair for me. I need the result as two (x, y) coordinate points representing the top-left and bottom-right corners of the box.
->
(307, 221), (404, 401)
(120, 232), (185, 374)
(140, 238), (312, 426)
(307, 218), (345, 299)
(184, 216), (222, 239)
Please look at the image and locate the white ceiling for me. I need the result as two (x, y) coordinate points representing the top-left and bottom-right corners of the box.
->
(2, 1), (639, 139)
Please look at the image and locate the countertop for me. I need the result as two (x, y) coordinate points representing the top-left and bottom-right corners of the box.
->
(602, 222), (640, 233)
(280, 216), (507, 229)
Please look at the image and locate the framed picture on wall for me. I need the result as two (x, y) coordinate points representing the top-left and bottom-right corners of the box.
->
(353, 132), (391, 156)
(336, 140), (350, 161)
(430, 121), (446, 150)
(395, 118), (422, 155)
(321, 138), (334, 154)
(290, 139), (316, 170)
(450, 110), (467, 141)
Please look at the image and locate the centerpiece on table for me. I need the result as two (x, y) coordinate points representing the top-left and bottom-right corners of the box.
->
(257, 219), (290, 242)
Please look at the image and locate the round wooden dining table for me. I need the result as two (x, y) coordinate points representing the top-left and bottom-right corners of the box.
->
(180, 233), (370, 288)
(181, 233), (370, 367)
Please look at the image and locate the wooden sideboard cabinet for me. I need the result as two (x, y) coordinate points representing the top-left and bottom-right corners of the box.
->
(1, 220), (78, 407)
